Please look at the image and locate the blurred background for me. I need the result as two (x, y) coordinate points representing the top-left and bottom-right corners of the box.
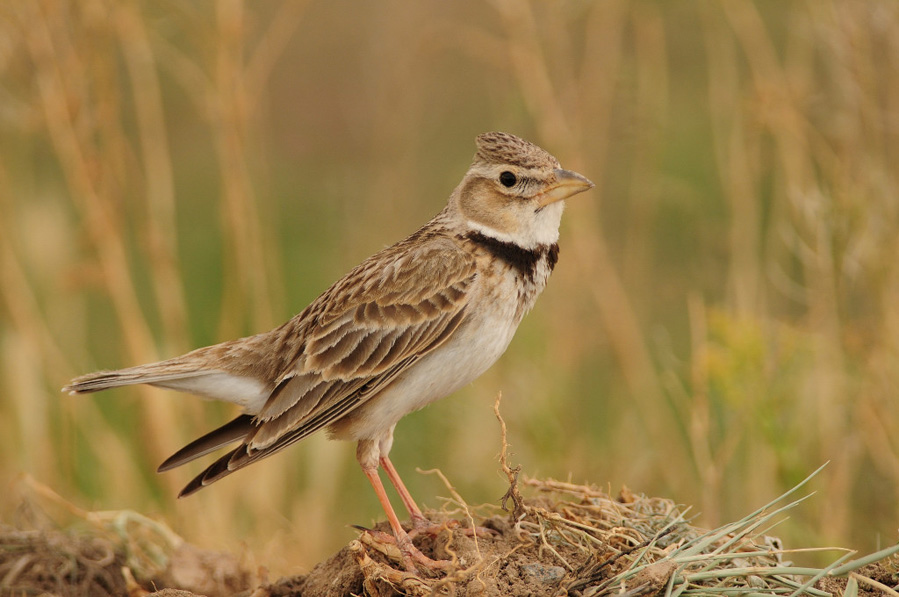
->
(1, 0), (898, 575)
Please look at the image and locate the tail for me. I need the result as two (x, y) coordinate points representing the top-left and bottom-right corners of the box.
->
(63, 360), (213, 394)
(63, 359), (270, 412)
(65, 362), (272, 497)
(64, 353), (295, 497)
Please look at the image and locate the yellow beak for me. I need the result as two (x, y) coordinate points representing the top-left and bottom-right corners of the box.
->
(537, 168), (595, 208)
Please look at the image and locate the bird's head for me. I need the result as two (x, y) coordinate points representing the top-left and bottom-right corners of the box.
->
(451, 132), (594, 249)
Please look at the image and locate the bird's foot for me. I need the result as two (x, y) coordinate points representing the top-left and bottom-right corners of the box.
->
(361, 528), (453, 572)
(356, 514), (497, 573)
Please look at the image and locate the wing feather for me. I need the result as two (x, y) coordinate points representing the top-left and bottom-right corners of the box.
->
(254, 238), (474, 441)
(338, 333), (382, 377)
(256, 373), (324, 422)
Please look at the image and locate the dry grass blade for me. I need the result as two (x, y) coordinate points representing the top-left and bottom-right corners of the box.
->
(493, 392), (526, 522)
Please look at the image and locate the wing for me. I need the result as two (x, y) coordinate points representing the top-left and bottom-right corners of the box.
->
(174, 232), (478, 495)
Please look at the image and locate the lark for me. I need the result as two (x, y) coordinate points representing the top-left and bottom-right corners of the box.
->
(64, 132), (593, 570)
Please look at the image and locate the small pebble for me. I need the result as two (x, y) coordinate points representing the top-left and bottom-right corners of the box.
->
(522, 563), (566, 584)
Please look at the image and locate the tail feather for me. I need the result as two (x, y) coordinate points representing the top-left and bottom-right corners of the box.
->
(179, 446), (247, 497)
(157, 414), (255, 473)
(63, 362), (270, 412)
(62, 362), (213, 395)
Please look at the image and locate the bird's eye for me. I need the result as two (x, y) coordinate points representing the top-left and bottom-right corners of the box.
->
(499, 171), (517, 187)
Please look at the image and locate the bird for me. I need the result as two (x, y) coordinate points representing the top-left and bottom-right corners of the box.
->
(63, 131), (593, 570)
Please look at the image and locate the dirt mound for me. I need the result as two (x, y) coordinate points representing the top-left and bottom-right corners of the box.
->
(3, 474), (897, 596)
(259, 477), (899, 597)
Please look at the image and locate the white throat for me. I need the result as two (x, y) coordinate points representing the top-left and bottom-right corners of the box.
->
(465, 201), (564, 249)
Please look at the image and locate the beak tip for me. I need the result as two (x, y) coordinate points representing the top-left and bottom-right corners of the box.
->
(571, 175), (595, 196)
(578, 173), (595, 190)
(538, 168), (595, 207)
(556, 168), (594, 190)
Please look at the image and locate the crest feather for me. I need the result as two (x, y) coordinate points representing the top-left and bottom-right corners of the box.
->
(474, 132), (560, 169)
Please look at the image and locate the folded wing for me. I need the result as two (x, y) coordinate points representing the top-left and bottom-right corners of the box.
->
(173, 234), (477, 495)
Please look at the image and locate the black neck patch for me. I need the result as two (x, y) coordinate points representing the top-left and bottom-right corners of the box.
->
(465, 231), (559, 279)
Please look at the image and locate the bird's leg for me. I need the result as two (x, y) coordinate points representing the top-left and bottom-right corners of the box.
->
(380, 455), (496, 541)
(379, 455), (428, 528)
(376, 428), (429, 527)
(360, 464), (418, 571)
(357, 441), (451, 572)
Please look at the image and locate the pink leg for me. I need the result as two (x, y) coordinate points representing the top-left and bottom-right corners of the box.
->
(380, 455), (427, 525)
(379, 456), (494, 541)
(360, 464), (450, 571)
